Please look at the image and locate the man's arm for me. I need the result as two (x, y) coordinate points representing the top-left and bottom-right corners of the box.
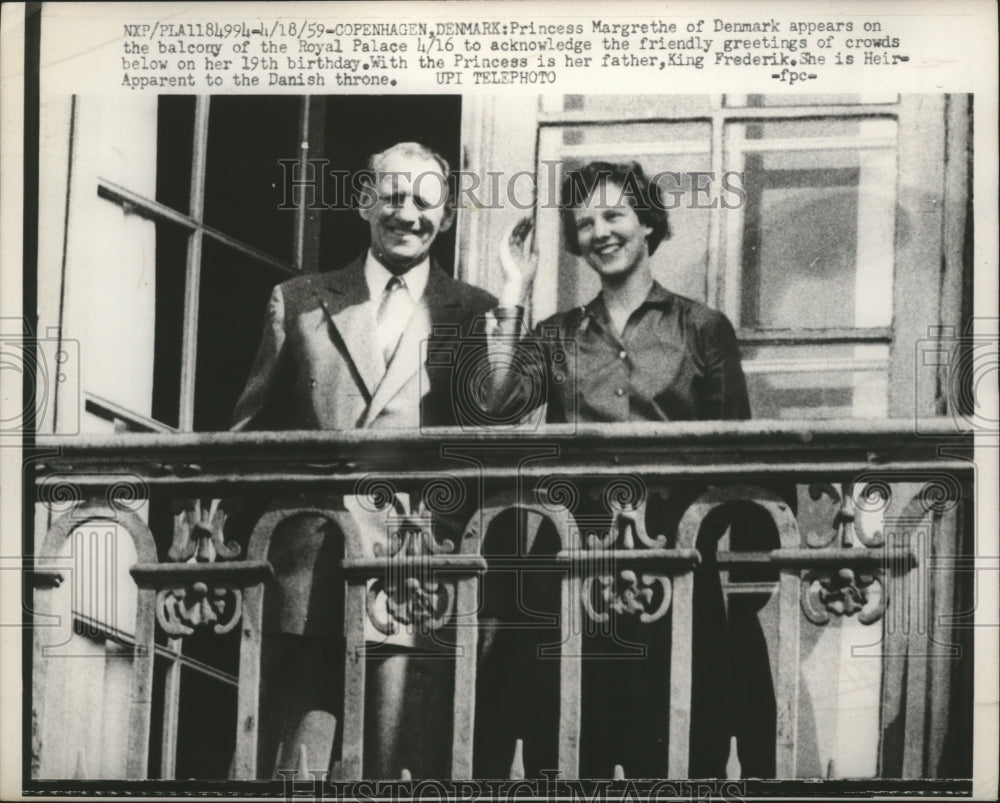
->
(232, 285), (287, 431)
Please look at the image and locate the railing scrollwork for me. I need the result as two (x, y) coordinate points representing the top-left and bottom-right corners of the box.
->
(579, 484), (677, 625)
(801, 567), (884, 625)
(367, 511), (457, 635)
(130, 499), (272, 638)
(31, 422), (971, 782)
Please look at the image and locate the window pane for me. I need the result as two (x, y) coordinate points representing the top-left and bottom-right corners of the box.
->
(544, 122), (712, 308)
(151, 220), (190, 429)
(557, 94), (714, 117)
(742, 343), (889, 419)
(724, 119), (897, 329)
(156, 96), (195, 214)
(724, 93), (899, 107)
(741, 118), (881, 139)
(194, 240), (285, 431)
(560, 121), (708, 146)
(203, 96), (300, 261)
(149, 628), (240, 779)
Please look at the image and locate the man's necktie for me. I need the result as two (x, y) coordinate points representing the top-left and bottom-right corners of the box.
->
(376, 275), (415, 367)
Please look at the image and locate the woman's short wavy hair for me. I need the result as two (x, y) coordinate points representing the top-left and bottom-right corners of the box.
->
(559, 161), (671, 256)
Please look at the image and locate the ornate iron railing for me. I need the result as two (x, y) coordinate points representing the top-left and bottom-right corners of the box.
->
(31, 420), (974, 781)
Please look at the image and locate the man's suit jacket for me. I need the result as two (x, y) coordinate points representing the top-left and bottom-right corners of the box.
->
(233, 254), (497, 638)
(233, 253), (498, 433)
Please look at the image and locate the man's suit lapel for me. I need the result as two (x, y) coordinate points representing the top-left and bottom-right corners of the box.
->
(314, 256), (382, 399)
(361, 265), (463, 428)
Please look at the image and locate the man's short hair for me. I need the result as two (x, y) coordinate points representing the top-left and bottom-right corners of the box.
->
(559, 161), (671, 256)
(366, 141), (452, 182)
(359, 142), (452, 210)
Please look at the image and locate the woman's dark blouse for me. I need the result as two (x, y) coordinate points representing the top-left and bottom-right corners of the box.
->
(491, 281), (751, 423)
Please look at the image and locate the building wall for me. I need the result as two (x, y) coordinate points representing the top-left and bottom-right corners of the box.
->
(34, 93), (157, 779)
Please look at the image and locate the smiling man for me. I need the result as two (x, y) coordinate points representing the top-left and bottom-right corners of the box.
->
(233, 142), (496, 780)
(235, 141), (496, 432)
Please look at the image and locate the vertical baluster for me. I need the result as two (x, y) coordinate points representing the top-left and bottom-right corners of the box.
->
(668, 570), (694, 778)
(901, 530), (930, 778)
(329, 756), (343, 782)
(451, 572), (480, 778)
(509, 738), (525, 780)
(160, 637), (183, 779)
(775, 566), (801, 777)
(233, 584), (263, 779)
(725, 736), (741, 779)
(558, 570), (582, 777)
(73, 748), (87, 779)
(296, 744), (311, 779)
(878, 521), (911, 776)
(340, 580), (368, 779)
(126, 586), (157, 779)
(926, 505), (958, 771)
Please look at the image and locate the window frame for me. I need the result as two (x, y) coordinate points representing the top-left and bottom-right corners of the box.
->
(529, 93), (957, 419)
(91, 95), (323, 433)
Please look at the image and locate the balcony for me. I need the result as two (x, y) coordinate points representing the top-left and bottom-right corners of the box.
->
(29, 419), (975, 789)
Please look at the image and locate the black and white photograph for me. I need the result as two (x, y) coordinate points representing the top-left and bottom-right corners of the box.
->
(1, 2), (997, 801)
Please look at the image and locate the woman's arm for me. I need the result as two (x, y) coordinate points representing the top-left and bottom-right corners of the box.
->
(698, 310), (751, 421)
(481, 218), (549, 422)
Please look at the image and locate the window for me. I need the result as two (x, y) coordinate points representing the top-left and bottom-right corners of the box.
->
(531, 94), (952, 420)
(92, 95), (462, 434)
